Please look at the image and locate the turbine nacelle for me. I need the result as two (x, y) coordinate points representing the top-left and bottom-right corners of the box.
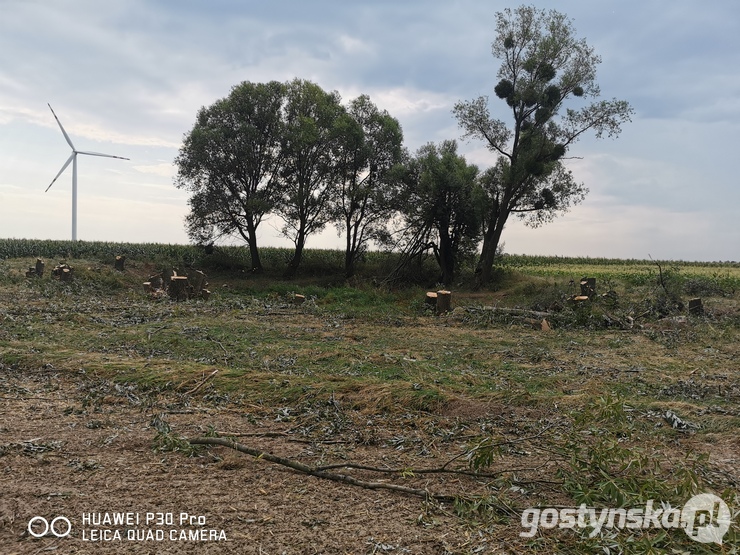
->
(45, 103), (129, 240)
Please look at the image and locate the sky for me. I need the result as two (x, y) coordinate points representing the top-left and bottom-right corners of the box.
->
(1, 0), (738, 261)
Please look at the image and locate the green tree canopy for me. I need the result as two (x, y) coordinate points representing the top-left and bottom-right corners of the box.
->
(453, 5), (633, 286)
(276, 79), (347, 278)
(174, 80), (286, 272)
(333, 95), (405, 278)
(393, 140), (482, 286)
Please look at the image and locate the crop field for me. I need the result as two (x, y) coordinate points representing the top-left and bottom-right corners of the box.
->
(0, 240), (738, 554)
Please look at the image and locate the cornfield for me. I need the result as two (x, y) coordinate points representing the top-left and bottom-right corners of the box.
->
(1, 239), (738, 290)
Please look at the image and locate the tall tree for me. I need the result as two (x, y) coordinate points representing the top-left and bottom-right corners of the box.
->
(453, 5), (633, 286)
(174, 81), (286, 273)
(394, 140), (482, 286)
(333, 95), (405, 278)
(276, 79), (346, 277)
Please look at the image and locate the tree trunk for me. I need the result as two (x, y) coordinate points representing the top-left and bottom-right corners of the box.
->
(248, 241), (263, 274)
(475, 212), (508, 288)
(246, 217), (263, 273)
(285, 229), (307, 279)
(344, 229), (356, 279)
(438, 228), (455, 286)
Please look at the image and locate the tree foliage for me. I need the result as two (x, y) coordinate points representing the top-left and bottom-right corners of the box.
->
(453, 5), (633, 286)
(176, 79), (407, 278)
(333, 95), (405, 278)
(174, 81), (286, 272)
(393, 140), (482, 286)
(175, 6), (633, 285)
(275, 79), (347, 277)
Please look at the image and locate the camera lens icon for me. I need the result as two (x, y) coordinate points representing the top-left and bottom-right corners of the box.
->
(28, 516), (72, 538)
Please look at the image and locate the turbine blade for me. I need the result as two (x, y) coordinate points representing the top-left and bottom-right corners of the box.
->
(47, 103), (76, 150)
(45, 153), (75, 192)
(77, 150), (129, 160)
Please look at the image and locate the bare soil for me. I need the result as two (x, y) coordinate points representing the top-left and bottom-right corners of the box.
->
(0, 364), (540, 555)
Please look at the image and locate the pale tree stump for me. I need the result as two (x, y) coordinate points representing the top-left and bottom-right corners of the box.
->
(425, 292), (438, 310)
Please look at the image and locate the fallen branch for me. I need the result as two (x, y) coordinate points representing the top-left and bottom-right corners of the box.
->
(214, 431), (346, 445)
(0, 396), (60, 401)
(184, 369), (219, 395)
(315, 461), (549, 481)
(188, 436), (454, 501)
(468, 306), (552, 320)
(215, 431), (292, 439)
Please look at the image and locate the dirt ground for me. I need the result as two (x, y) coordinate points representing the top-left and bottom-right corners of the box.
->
(0, 364), (541, 555)
(2, 357), (737, 554)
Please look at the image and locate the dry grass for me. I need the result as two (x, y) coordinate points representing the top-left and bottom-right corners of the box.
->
(1, 255), (738, 553)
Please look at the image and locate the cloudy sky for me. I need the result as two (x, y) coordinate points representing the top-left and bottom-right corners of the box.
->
(1, 0), (738, 261)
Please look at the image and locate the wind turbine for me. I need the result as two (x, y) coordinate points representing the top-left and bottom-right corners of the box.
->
(45, 103), (129, 241)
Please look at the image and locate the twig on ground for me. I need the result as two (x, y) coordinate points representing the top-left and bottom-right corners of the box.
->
(184, 369), (219, 395)
(440, 424), (556, 472)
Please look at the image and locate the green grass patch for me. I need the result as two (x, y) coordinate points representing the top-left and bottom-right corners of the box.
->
(1, 242), (738, 551)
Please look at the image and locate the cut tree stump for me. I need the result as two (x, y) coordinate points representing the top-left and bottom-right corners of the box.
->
(114, 255), (126, 271)
(580, 277), (596, 298)
(52, 263), (73, 281)
(26, 258), (46, 278)
(143, 268), (211, 301)
(162, 269), (176, 289)
(688, 298), (703, 315)
(436, 290), (451, 315)
(168, 276), (190, 301)
(187, 269), (208, 297)
(293, 294), (306, 305)
(425, 292), (438, 310)
(148, 274), (164, 290)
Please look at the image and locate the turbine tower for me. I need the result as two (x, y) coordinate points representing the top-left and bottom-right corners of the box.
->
(45, 103), (129, 241)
